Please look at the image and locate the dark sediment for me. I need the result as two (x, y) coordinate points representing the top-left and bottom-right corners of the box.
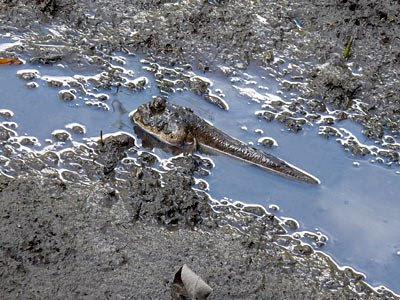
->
(1, 0), (400, 299)
(0, 131), (395, 299)
(1, 0), (399, 137)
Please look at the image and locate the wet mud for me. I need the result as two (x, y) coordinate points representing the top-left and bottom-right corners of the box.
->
(0, 133), (391, 299)
(1, 0), (400, 299)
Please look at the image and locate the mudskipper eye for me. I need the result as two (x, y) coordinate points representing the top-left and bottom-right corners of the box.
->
(151, 97), (166, 112)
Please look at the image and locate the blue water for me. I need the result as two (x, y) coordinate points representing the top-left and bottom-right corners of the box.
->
(0, 50), (399, 294)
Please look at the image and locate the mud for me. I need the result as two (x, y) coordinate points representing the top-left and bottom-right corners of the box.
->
(1, 0), (400, 299)
(0, 132), (391, 299)
(2, 0), (398, 139)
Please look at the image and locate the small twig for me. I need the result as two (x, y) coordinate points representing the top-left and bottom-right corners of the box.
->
(99, 130), (104, 147)
(343, 36), (354, 60)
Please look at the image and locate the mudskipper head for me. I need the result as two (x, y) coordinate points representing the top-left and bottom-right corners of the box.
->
(131, 97), (188, 146)
(132, 96), (167, 126)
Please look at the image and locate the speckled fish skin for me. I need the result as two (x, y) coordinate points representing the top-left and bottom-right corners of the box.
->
(132, 97), (320, 184)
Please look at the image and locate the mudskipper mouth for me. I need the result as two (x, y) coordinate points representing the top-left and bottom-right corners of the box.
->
(131, 110), (143, 127)
(132, 113), (159, 137)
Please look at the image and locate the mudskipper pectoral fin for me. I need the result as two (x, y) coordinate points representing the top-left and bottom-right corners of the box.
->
(182, 133), (198, 154)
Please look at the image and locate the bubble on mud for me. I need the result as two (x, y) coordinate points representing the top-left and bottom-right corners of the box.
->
(59, 149), (78, 162)
(233, 201), (244, 209)
(22, 138), (37, 147)
(296, 231), (328, 248)
(293, 244), (313, 255)
(85, 101), (110, 111)
(254, 129), (264, 134)
(200, 158), (215, 170)
(124, 76), (148, 90)
(96, 93), (109, 101)
(52, 129), (71, 141)
(240, 125), (248, 131)
(17, 69), (39, 80)
(26, 81), (39, 88)
(258, 137), (278, 148)
(10, 136), (40, 146)
(319, 126), (342, 138)
(255, 110), (276, 122)
(204, 91), (229, 110)
(317, 116), (335, 125)
(352, 162), (360, 167)
(268, 204), (279, 211)
(58, 89), (76, 101)
(194, 167), (209, 177)
(40, 151), (60, 166)
(0, 109), (14, 119)
(195, 179), (209, 191)
(384, 135), (396, 144)
(65, 123), (86, 134)
(189, 76), (212, 95)
(157, 78), (175, 88)
(46, 79), (64, 87)
(1, 122), (18, 129)
(282, 217), (299, 230)
(241, 204), (267, 217)
(111, 56), (126, 65)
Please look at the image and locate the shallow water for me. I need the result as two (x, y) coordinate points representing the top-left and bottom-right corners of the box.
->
(1, 47), (399, 294)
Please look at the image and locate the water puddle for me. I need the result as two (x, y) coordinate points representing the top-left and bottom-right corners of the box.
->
(1, 41), (399, 295)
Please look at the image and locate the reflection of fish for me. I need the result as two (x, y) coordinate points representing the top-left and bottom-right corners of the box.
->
(111, 99), (129, 129)
(111, 119), (129, 130)
(112, 99), (128, 114)
(131, 97), (320, 184)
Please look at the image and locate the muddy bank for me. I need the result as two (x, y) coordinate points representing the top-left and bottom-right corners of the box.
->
(1, 0), (399, 139)
(0, 133), (389, 299)
(0, 175), (357, 299)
